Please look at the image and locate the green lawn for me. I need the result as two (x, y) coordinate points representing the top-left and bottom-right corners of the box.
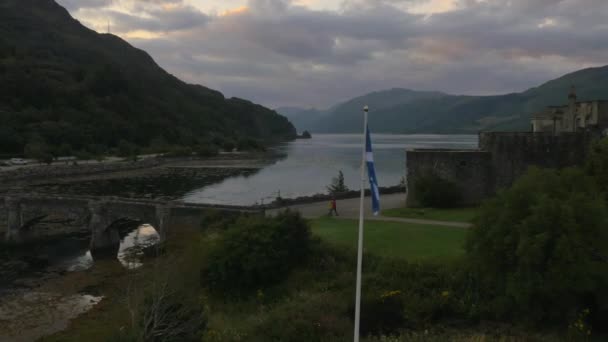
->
(311, 218), (467, 261)
(382, 207), (480, 223)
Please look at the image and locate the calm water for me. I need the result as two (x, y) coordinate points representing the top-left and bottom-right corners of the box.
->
(183, 134), (478, 206)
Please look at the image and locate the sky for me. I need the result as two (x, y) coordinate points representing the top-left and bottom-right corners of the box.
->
(57, 0), (608, 109)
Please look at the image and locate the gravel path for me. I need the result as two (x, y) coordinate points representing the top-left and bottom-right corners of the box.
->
(269, 193), (471, 228)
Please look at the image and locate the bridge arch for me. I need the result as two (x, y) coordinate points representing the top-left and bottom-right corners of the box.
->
(88, 201), (170, 258)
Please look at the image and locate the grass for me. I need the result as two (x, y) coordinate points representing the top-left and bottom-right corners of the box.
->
(311, 217), (467, 261)
(382, 207), (480, 223)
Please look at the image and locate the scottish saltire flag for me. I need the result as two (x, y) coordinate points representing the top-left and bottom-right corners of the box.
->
(366, 125), (380, 215)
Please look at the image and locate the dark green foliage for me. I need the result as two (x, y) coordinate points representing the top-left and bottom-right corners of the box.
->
(199, 210), (241, 231)
(327, 170), (349, 194)
(203, 211), (313, 295)
(466, 167), (608, 326)
(163, 146), (193, 158)
(301, 130), (312, 139)
(236, 138), (265, 151)
(195, 145), (219, 158)
(358, 290), (406, 336)
(414, 172), (462, 208)
(221, 140), (235, 152)
(586, 137), (608, 195)
(250, 291), (352, 342)
(0, 0), (296, 156)
(24, 140), (53, 164)
(117, 140), (139, 158)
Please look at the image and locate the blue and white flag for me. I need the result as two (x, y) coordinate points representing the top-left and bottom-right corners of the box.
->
(365, 125), (380, 215)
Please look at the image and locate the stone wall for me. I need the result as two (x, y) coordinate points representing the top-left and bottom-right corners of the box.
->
(479, 132), (593, 190)
(405, 150), (492, 207)
(406, 132), (596, 207)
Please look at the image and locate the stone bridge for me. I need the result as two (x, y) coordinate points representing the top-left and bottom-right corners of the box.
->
(0, 194), (261, 256)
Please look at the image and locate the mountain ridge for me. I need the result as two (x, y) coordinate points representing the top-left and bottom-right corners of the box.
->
(279, 66), (608, 134)
(0, 0), (296, 156)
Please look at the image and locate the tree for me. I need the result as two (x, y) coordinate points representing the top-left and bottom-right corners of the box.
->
(203, 211), (313, 295)
(24, 141), (53, 164)
(222, 140), (235, 152)
(466, 167), (608, 326)
(586, 137), (608, 195)
(327, 170), (349, 194)
(117, 139), (139, 158)
(413, 171), (462, 208)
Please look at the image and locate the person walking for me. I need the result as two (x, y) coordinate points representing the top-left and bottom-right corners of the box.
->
(328, 197), (339, 216)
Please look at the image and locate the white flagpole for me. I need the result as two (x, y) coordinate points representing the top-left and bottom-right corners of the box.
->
(353, 105), (368, 342)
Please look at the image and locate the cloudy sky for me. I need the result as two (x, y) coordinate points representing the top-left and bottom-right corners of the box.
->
(57, 0), (608, 108)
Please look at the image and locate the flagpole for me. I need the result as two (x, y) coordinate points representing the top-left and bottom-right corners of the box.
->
(353, 105), (368, 342)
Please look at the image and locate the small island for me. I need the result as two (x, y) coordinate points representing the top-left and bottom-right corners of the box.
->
(296, 130), (312, 139)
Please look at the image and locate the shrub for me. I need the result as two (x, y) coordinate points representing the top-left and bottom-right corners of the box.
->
(413, 172), (462, 208)
(358, 290), (406, 336)
(466, 167), (608, 327)
(200, 210), (241, 231)
(117, 139), (140, 158)
(586, 137), (608, 195)
(250, 291), (351, 342)
(164, 146), (193, 158)
(196, 145), (219, 158)
(236, 138), (264, 151)
(203, 211), (313, 295)
(222, 140), (236, 152)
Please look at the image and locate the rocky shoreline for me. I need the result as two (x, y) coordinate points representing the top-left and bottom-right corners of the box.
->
(268, 185), (406, 208)
(0, 157), (163, 183)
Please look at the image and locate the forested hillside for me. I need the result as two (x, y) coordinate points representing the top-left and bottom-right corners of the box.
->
(281, 66), (608, 134)
(0, 0), (296, 157)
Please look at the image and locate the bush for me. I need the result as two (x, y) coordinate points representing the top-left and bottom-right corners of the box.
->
(196, 145), (219, 158)
(200, 210), (241, 231)
(203, 211), (314, 295)
(117, 139), (140, 158)
(222, 140), (236, 152)
(237, 138), (265, 151)
(250, 291), (351, 342)
(164, 146), (194, 158)
(586, 137), (608, 195)
(358, 290), (406, 336)
(114, 256), (208, 342)
(413, 172), (462, 208)
(466, 167), (608, 327)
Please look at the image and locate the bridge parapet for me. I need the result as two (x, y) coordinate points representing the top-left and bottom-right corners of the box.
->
(2, 193), (263, 250)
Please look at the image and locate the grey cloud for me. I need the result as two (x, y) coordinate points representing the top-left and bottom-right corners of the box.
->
(77, 3), (210, 33)
(64, 0), (608, 107)
(60, 0), (112, 10)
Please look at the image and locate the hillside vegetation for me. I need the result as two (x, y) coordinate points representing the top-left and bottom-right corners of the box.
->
(0, 0), (296, 157)
(280, 66), (608, 134)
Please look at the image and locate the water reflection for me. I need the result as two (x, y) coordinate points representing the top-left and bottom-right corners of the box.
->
(117, 224), (160, 269)
(49, 224), (160, 272)
(183, 134), (478, 205)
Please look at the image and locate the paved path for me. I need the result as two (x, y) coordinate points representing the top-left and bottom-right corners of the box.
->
(268, 193), (471, 228)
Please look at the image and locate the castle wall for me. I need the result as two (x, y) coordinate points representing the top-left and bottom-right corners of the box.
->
(599, 102), (608, 130)
(479, 132), (593, 190)
(405, 132), (595, 207)
(405, 150), (492, 207)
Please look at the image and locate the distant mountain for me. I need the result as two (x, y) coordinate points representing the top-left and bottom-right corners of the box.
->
(0, 0), (296, 156)
(275, 107), (327, 133)
(289, 67), (608, 134)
